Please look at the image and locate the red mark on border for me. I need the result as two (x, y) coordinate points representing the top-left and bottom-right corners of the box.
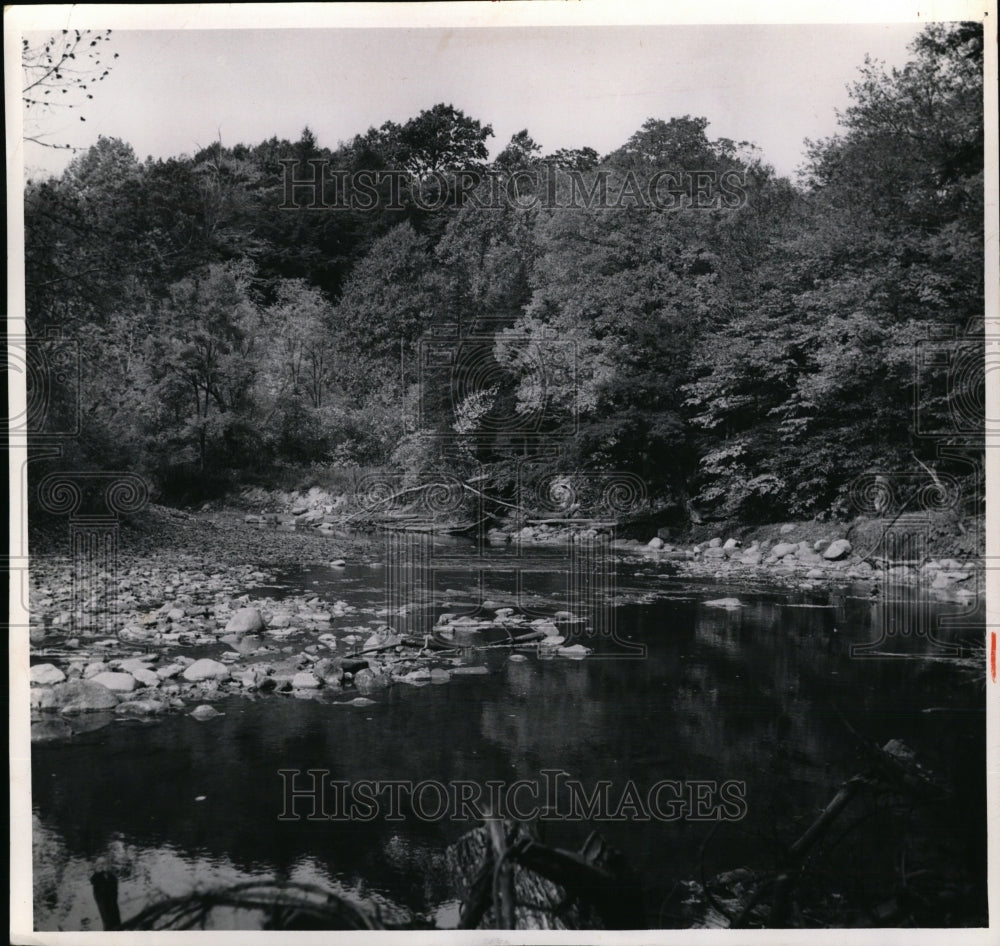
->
(991, 632), (997, 683)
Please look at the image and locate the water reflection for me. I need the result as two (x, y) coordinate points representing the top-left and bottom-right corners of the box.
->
(32, 548), (985, 929)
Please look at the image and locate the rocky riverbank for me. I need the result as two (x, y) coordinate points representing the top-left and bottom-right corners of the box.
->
(485, 518), (984, 603)
(26, 504), (593, 745)
(25, 500), (983, 746)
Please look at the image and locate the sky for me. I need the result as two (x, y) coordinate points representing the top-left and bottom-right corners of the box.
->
(17, 22), (931, 182)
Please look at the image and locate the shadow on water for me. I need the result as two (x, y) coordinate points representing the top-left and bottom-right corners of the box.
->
(32, 537), (986, 929)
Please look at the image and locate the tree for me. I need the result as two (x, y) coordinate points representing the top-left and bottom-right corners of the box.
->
(22, 29), (117, 150)
(398, 103), (494, 177)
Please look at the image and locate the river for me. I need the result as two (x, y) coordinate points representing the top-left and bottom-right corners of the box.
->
(31, 538), (987, 929)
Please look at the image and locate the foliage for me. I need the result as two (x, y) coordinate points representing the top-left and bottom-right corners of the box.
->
(24, 26), (985, 519)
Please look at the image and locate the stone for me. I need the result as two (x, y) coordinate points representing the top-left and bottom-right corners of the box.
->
(722, 538), (740, 551)
(119, 657), (155, 674)
(190, 704), (225, 721)
(739, 551), (763, 566)
(312, 658), (344, 687)
(429, 668), (451, 683)
(90, 671), (136, 694)
(329, 559), (347, 568)
(779, 523), (796, 535)
(772, 542), (798, 558)
(182, 659), (230, 682)
(269, 611), (292, 628)
(224, 608), (265, 635)
(292, 671), (321, 689)
(115, 699), (165, 718)
(156, 663), (184, 680)
(33, 678), (118, 714)
(132, 668), (161, 688)
(167, 608), (186, 622)
(703, 547), (727, 560)
(704, 598), (743, 609)
(647, 537), (664, 549)
(30, 663), (66, 686)
(708, 537), (723, 548)
(806, 568), (825, 579)
(823, 539), (852, 561)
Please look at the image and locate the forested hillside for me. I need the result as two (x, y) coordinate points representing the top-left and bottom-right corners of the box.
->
(25, 23), (984, 526)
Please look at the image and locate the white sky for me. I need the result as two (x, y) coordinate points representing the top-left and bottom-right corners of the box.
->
(19, 22), (930, 181)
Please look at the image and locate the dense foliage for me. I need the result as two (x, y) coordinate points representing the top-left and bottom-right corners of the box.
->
(25, 24), (984, 521)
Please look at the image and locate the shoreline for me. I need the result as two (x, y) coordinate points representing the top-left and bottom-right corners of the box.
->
(26, 503), (984, 746)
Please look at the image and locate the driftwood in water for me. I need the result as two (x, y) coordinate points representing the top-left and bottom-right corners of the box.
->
(447, 819), (645, 929)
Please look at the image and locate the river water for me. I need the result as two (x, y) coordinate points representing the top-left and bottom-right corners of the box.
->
(31, 540), (987, 929)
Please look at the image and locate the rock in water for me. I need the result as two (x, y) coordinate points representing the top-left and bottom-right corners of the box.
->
(292, 671), (321, 689)
(115, 700), (165, 718)
(704, 598), (743, 610)
(30, 663), (66, 686)
(190, 704), (225, 721)
(33, 678), (118, 714)
(90, 671), (137, 693)
(224, 608), (265, 635)
(182, 659), (231, 682)
(823, 539), (852, 561)
(132, 668), (161, 688)
(647, 537), (664, 549)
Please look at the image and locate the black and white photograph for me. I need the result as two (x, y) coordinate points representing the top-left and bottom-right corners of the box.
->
(7, 1), (998, 940)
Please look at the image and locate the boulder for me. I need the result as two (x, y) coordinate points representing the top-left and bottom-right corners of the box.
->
(772, 542), (797, 558)
(182, 659), (230, 682)
(647, 537), (664, 550)
(330, 559), (347, 568)
(312, 658), (344, 687)
(806, 568), (825, 579)
(708, 537), (723, 548)
(722, 538), (740, 551)
(292, 671), (322, 689)
(33, 678), (118, 714)
(115, 699), (165, 718)
(132, 668), (161, 688)
(30, 663), (66, 686)
(90, 671), (137, 694)
(156, 663), (184, 680)
(739, 550), (763, 566)
(224, 608), (265, 635)
(704, 598), (743, 610)
(190, 704), (225, 721)
(823, 539), (852, 561)
(779, 523), (796, 535)
(119, 657), (156, 674)
(703, 547), (727, 560)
